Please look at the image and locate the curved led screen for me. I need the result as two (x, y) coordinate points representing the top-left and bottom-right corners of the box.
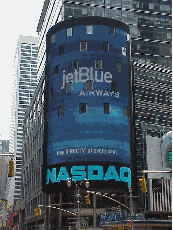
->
(43, 17), (133, 192)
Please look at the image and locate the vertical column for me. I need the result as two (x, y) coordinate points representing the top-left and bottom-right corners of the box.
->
(93, 193), (96, 229)
(59, 193), (62, 230)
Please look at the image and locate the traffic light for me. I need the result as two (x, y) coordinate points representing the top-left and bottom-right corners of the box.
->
(34, 208), (38, 216)
(5, 201), (8, 210)
(38, 208), (42, 216)
(139, 176), (147, 192)
(8, 159), (14, 177)
(85, 194), (90, 204)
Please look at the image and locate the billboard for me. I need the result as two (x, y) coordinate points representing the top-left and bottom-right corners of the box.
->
(43, 17), (133, 192)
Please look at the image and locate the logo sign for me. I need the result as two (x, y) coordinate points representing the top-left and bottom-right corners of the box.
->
(100, 211), (126, 222)
(61, 67), (112, 89)
(46, 165), (131, 187)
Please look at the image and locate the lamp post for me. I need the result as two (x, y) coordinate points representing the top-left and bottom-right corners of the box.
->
(67, 179), (89, 230)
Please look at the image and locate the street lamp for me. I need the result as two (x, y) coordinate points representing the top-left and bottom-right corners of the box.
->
(67, 179), (89, 230)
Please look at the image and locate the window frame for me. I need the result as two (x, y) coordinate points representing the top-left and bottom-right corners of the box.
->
(58, 106), (64, 117)
(95, 59), (102, 69)
(86, 25), (93, 34)
(80, 41), (87, 51)
(103, 42), (109, 51)
(67, 28), (73, 37)
(110, 82), (117, 92)
(59, 45), (64, 55)
(86, 80), (93, 91)
(79, 103), (87, 114)
(103, 103), (110, 114)
(71, 60), (78, 70)
(66, 82), (73, 93)
(109, 27), (116, 36)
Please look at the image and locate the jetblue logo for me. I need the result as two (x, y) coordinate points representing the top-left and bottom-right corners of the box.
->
(46, 165), (131, 187)
(61, 67), (112, 89)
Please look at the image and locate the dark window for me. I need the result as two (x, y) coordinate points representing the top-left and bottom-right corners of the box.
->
(79, 103), (87, 113)
(116, 63), (122, 72)
(110, 82), (117, 92)
(124, 106), (129, 117)
(54, 65), (59, 74)
(71, 60), (78, 70)
(59, 45), (64, 55)
(86, 80), (93, 91)
(50, 88), (53, 98)
(58, 106), (64, 117)
(95, 59), (102, 69)
(103, 103), (110, 114)
(103, 42), (109, 51)
(67, 28), (73, 37)
(80, 42), (87, 51)
(66, 82), (73, 93)
(109, 27), (116, 36)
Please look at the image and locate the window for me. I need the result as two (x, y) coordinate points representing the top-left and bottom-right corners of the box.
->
(67, 28), (73, 37)
(103, 103), (110, 114)
(51, 34), (55, 43)
(110, 82), (117, 92)
(66, 82), (73, 93)
(82, 8), (87, 14)
(79, 103), (87, 113)
(71, 60), (78, 70)
(109, 27), (116, 36)
(95, 59), (102, 69)
(124, 106), (129, 117)
(48, 53), (51, 62)
(116, 63), (122, 72)
(122, 46), (127, 56)
(50, 88), (53, 98)
(80, 42), (87, 51)
(54, 64), (59, 74)
(86, 80), (93, 91)
(58, 106), (64, 117)
(59, 45), (64, 55)
(86, 25), (93, 34)
(103, 42), (109, 51)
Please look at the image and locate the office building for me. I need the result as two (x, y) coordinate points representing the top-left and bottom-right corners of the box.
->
(6, 36), (38, 206)
(0, 140), (9, 212)
(19, 0), (172, 229)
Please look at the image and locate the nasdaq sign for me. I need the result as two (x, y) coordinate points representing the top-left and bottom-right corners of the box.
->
(46, 165), (131, 187)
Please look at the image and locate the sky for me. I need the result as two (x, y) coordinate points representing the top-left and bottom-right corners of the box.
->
(0, 0), (45, 140)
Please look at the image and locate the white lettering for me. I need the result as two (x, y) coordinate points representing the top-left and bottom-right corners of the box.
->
(79, 90), (85, 96)
(104, 72), (112, 83)
(79, 67), (90, 82)
(96, 90), (103, 96)
(94, 71), (103, 82)
(66, 73), (73, 83)
(61, 70), (66, 89)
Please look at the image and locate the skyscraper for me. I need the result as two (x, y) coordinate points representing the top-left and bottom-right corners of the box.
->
(6, 36), (37, 205)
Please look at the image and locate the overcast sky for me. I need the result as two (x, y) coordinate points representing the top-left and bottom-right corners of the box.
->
(0, 0), (45, 140)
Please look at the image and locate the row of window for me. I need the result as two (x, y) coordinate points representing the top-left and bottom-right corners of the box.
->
(53, 61), (122, 75)
(49, 42), (127, 57)
(50, 81), (117, 95)
(57, 104), (129, 116)
(51, 26), (118, 43)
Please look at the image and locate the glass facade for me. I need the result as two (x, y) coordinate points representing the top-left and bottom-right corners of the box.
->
(7, 36), (38, 203)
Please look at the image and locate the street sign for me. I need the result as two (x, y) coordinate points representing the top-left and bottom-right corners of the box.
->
(128, 221), (132, 226)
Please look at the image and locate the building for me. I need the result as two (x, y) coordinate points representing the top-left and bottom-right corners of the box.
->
(19, 0), (172, 229)
(0, 140), (9, 212)
(5, 36), (38, 207)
